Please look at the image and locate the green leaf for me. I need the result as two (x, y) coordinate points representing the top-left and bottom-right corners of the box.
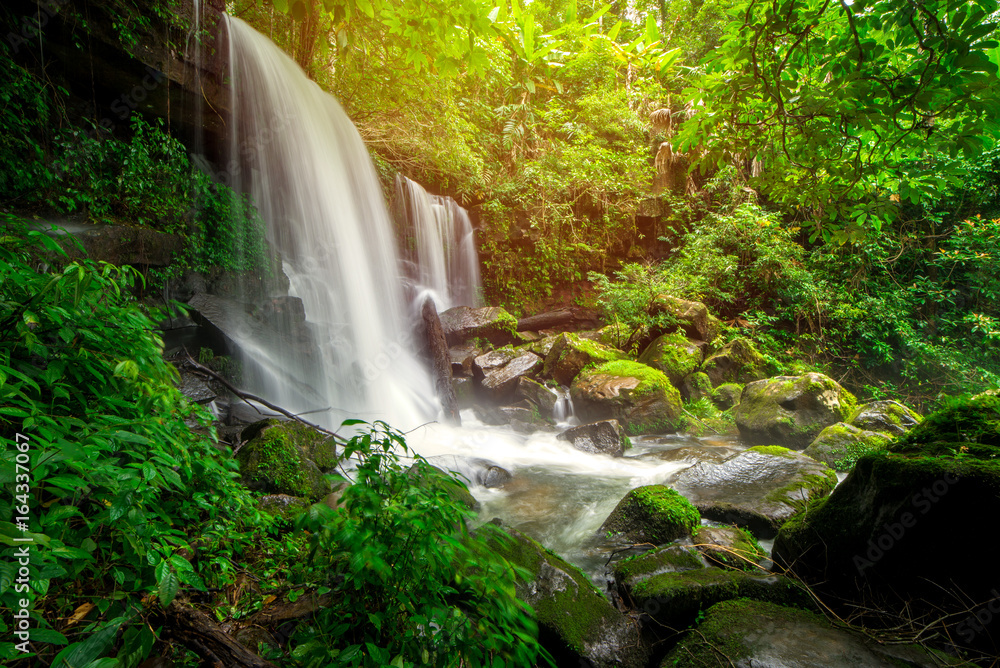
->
(355, 0), (374, 19)
(51, 617), (126, 668)
(157, 567), (180, 607)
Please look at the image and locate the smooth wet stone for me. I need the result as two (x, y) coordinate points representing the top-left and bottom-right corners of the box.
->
(642, 443), (744, 465)
(178, 371), (216, 403)
(439, 305), (519, 347)
(558, 419), (629, 457)
(473, 349), (542, 402)
(668, 446), (837, 538)
(571, 361), (683, 435)
(514, 376), (559, 418)
(802, 422), (892, 470)
(661, 599), (962, 668)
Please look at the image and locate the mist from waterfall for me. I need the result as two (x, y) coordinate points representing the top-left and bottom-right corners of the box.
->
(224, 16), (439, 429)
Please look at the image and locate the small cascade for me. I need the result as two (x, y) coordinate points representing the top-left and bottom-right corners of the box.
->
(394, 175), (481, 310)
(224, 17), (438, 429)
(552, 387), (577, 425)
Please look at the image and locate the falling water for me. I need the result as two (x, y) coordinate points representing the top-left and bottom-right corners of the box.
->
(395, 175), (481, 310)
(225, 17), (438, 429)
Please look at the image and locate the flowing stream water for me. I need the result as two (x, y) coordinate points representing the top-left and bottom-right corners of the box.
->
(222, 17), (738, 583)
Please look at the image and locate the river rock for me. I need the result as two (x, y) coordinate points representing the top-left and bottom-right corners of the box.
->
(693, 525), (766, 571)
(256, 494), (310, 521)
(702, 337), (766, 387)
(651, 294), (717, 342)
(237, 420), (336, 500)
(849, 399), (922, 435)
(600, 485), (700, 544)
(638, 331), (705, 388)
(542, 332), (625, 385)
(557, 419), (629, 457)
(571, 361), (683, 435)
(439, 305), (520, 347)
(482, 522), (650, 668)
(472, 349), (542, 402)
(514, 376), (559, 418)
(668, 446), (837, 538)
(802, 422), (892, 471)
(772, 396), (1000, 653)
(733, 373), (857, 449)
(177, 371), (216, 403)
(449, 343), (481, 376)
(682, 371), (713, 402)
(662, 599), (960, 668)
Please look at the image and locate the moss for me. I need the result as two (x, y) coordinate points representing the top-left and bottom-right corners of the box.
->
(562, 332), (625, 363)
(614, 545), (704, 583)
(602, 485), (700, 543)
(237, 420), (332, 500)
(496, 308), (519, 335)
(694, 526), (766, 572)
(591, 360), (673, 397)
(639, 331), (702, 383)
(762, 471), (837, 511)
(889, 395), (1000, 460)
(747, 445), (796, 458)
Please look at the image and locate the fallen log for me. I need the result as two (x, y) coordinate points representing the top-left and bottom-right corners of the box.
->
(515, 307), (601, 332)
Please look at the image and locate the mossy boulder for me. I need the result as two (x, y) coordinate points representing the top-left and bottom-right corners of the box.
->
(612, 545), (708, 587)
(256, 494), (310, 521)
(682, 371), (713, 402)
(661, 599), (961, 668)
(773, 398), (1000, 653)
(622, 568), (812, 638)
(571, 360), (683, 435)
(638, 332), (705, 388)
(439, 305), (520, 347)
(237, 420), (336, 500)
(542, 332), (626, 386)
(651, 294), (717, 341)
(599, 485), (700, 544)
(669, 446), (837, 537)
(710, 382), (743, 410)
(702, 337), (766, 387)
(557, 419), (630, 457)
(850, 399), (922, 435)
(803, 422), (892, 471)
(482, 522), (650, 668)
(514, 376), (559, 418)
(693, 525), (766, 572)
(472, 348), (542, 402)
(733, 373), (857, 449)
(593, 321), (640, 351)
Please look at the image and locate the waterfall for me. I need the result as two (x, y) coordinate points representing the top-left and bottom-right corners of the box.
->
(395, 175), (481, 310)
(224, 17), (438, 429)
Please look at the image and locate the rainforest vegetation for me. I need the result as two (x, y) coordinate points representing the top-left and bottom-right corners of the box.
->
(2, 0), (1000, 665)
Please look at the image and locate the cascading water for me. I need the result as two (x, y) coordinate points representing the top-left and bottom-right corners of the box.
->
(394, 175), (481, 310)
(225, 17), (438, 429)
(220, 17), (746, 586)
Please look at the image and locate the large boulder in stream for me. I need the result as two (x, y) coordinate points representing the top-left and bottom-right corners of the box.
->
(542, 332), (625, 386)
(802, 422), (892, 471)
(637, 331), (704, 388)
(514, 376), (559, 418)
(668, 446), (837, 538)
(571, 361), (683, 435)
(472, 349), (542, 402)
(439, 305), (520, 347)
(600, 485), (701, 544)
(236, 420), (336, 501)
(481, 521), (650, 668)
(772, 396), (1000, 655)
(661, 599), (962, 668)
(733, 373), (857, 449)
(558, 419), (630, 457)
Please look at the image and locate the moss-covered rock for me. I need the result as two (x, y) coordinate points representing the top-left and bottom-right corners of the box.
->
(661, 599), (961, 668)
(237, 420), (335, 500)
(669, 446), (837, 537)
(571, 360), (683, 434)
(651, 294), (717, 341)
(693, 525), (766, 572)
(702, 338), (766, 387)
(733, 373), (857, 449)
(803, 422), (892, 471)
(773, 400), (1000, 654)
(256, 493), (310, 521)
(542, 332), (626, 386)
(514, 376), (559, 419)
(682, 371), (714, 403)
(612, 545), (708, 587)
(439, 305), (520, 347)
(710, 382), (743, 410)
(638, 331), (705, 388)
(599, 485), (700, 544)
(850, 399), (923, 435)
(481, 522), (650, 668)
(593, 321), (641, 351)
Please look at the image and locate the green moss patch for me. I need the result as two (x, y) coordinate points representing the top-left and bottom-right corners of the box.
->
(592, 360), (673, 397)
(889, 395), (1000, 460)
(237, 420), (334, 500)
(600, 485), (700, 544)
